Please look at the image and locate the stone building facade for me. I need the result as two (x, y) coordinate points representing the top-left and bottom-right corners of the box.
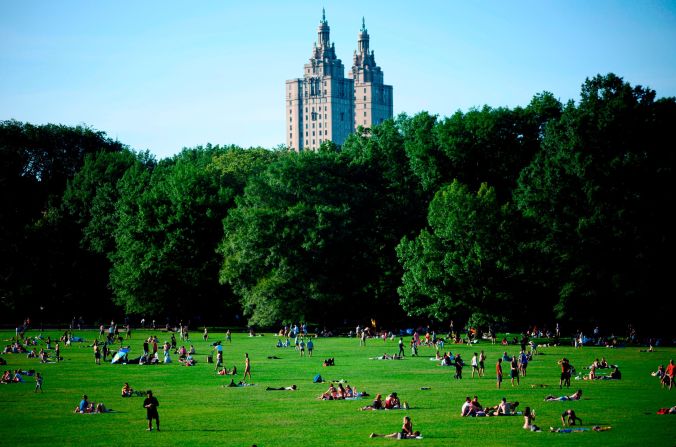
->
(285, 12), (393, 151)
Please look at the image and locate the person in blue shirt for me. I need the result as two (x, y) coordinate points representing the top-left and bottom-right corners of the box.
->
(78, 395), (89, 413)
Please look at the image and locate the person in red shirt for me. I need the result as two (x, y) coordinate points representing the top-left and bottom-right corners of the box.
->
(665, 359), (675, 390)
(496, 358), (503, 389)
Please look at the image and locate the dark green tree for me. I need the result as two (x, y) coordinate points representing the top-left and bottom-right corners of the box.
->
(0, 120), (124, 320)
(514, 74), (676, 328)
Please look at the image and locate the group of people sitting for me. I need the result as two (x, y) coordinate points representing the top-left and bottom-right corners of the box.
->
(460, 396), (520, 417)
(26, 348), (51, 363)
(216, 365), (237, 375)
(583, 365), (621, 380)
(2, 342), (28, 354)
(360, 392), (408, 410)
(1, 369), (34, 384)
(317, 382), (363, 400)
(73, 394), (108, 413)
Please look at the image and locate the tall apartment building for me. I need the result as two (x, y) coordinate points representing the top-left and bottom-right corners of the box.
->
(286, 12), (393, 151)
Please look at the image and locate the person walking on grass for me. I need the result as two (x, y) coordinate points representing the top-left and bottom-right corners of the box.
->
(510, 355), (520, 386)
(34, 372), (43, 393)
(479, 350), (486, 377)
(496, 358), (503, 389)
(143, 390), (160, 431)
(398, 337), (405, 357)
(244, 353), (252, 381)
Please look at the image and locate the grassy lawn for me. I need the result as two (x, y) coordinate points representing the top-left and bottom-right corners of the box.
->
(0, 329), (673, 446)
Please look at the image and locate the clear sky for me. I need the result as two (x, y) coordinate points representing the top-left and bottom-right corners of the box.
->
(2, 1), (675, 159)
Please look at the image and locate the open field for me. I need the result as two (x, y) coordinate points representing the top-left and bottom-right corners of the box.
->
(0, 329), (674, 446)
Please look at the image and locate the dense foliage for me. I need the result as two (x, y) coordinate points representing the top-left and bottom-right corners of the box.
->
(1, 74), (674, 331)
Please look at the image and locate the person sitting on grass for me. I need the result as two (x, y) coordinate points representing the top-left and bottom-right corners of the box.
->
(545, 389), (582, 401)
(385, 392), (401, 409)
(461, 397), (476, 417)
(360, 394), (383, 410)
(523, 407), (540, 431)
(486, 398), (519, 416)
(561, 409), (582, 426)
(121, 383), (134, 397)
(651, 364), (665, 379)
(318, 383), (338, 400)
(265, 385), (297, 390)
(12, 370), (25, 383)
(369, 416), (421, 439)
(179, 353), (195, 366)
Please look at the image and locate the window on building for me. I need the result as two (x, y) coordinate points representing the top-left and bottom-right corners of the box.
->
(340, 112), (344, 121)
(324, 106), (327, 111)
(312, 131), (315, 136)
(324, 114), (327, 119)
(363, 96), (366, 101)
(364, 88), (366, 92)
(364, 111), (366, 116)
(289, 125), (292, 130)
(290, 133), (292, 138)
(319, 123), (322, 128)
(306, 132), (308, 136)
(325, 130), (327, 135)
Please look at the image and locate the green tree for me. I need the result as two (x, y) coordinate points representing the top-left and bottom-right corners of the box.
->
(109, 146), (276, 319)
(0, 120), (124, 320)
(514, 74), (676, 327)
(397, 180), (517, 324)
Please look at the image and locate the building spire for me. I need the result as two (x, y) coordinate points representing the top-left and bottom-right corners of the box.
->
(361, 17), (366, 32)
(321, 8), (327, 25)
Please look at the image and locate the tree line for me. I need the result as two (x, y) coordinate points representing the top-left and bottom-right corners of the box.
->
(1, 74), (674, 331)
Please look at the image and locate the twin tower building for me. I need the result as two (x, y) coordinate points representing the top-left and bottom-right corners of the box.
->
(285, 11), (393, 151)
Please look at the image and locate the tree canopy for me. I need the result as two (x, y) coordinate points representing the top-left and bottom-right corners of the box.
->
(1, 74), (674, 332)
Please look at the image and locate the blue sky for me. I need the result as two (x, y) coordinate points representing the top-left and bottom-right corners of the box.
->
(2, 1), (675, 159)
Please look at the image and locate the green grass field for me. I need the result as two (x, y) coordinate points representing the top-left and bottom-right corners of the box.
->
(0, 329), (673, 446)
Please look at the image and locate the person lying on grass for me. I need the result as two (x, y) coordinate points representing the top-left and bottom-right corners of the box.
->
(266, 385), (297, 390)
(370, 416), (421, 439)
(360, 394), (383, 410)
(545, 389), (582, 401)
(370, 353), (403, 360)
(225, 379), (254, 387)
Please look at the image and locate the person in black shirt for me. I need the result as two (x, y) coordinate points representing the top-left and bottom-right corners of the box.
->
(143, 390), (160, 431)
